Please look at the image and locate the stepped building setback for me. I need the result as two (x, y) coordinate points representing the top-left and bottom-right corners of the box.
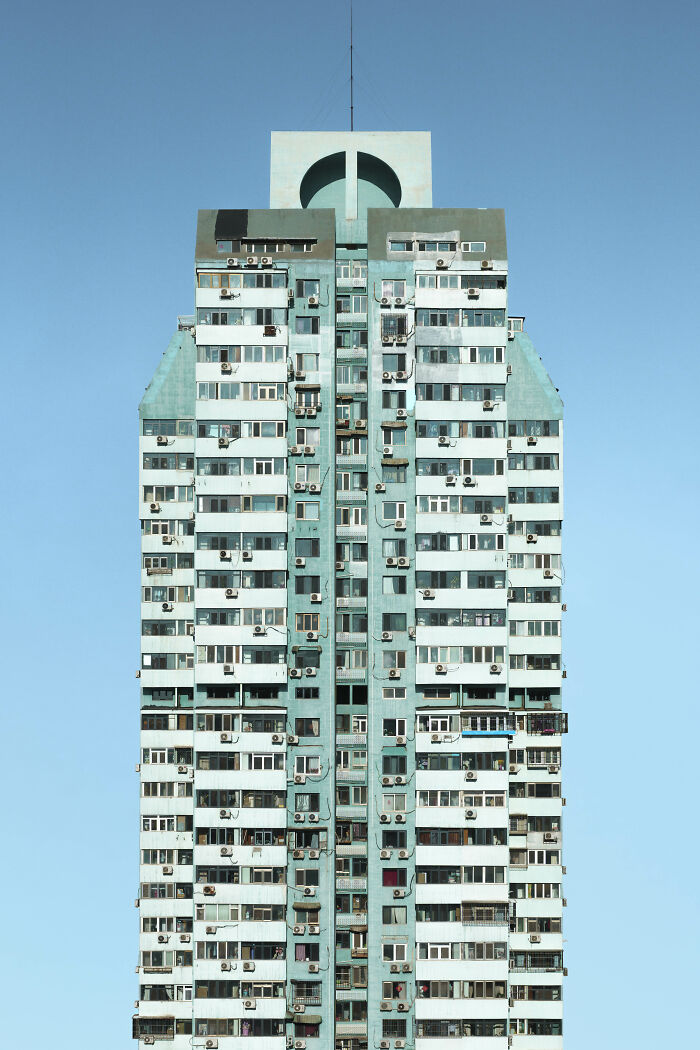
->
(135, 131), (566, 1050)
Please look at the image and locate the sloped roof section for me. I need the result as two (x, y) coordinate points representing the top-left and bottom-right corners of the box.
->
(506, 331), (563, 420)
(139, 329), (196, 419)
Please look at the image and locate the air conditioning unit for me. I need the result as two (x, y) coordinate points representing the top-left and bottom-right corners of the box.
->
(382, 370), (392, 381)
(529, 933), (542, 943)
(253, 624), (266, 636)
(218, 549), (230, 561)
(383, 445), (393, 457)
(436, 258), (448, 269)
(481, 259), (493, 269)
(293, 923), (305, 934)
(260, 256), (272, 267)
(445, 474), (457, 486)
(395, 775), (406, 785)
(408, 627), (415, 639)
(388, 669), (400, 679)
(396, 334), (407, 345)
(527, 533), (537, 543)
(396, 1040), (407, 1049)
(219, 809), (230, 819)
(217, 435), (230, 450)
(225, 588), (238, 598)
(480, 513), (492, 524)
(467, 287), (479, 298)
(293, 482), (306, 492)
(356, 418), (367, 429)
(396, 735), (406, 746)
(382, 776), (394, 786)
(295, 407), (305, 418)
(483, 399), (493, 410)
(220, 961), (232, 971)
(295, 1041), (307, 1050)
(304, 445), (316, 454)
(289, 668), (302, 678)
(155, 433), (168, 446)
(161, 602), (173, 612)
(507, 364), (513, 375)
(160, 535), (173, 549)
(395, 519), (406, 529)
(177, 765), (188, 774)
(303, 886), (316, 897)
(226, 257), (238, 268)
(380, 848), (391, 859)
(220, 287), (232, 298)
(380, 813), (390, 824)
(295, 556), (306, 568)
(380, 296), (391, 306)
(294, 774), (306, 785)
(395, 813), (406, 825)
(398, 849), (409, 859)
(308, 962), (320, 973)
(463, 475), (474, 487)
(179, 933), (190, 943)
(223, 664), (234, 675)
(307, 295), (319, 307)
(394, 296), (405, 307)
(376, 483), (386, 493)
(149, 502), (160, 513)
(243, 999), (256, 1010)
(527, 434), (538, 445)
(423, 589), (434, 600)
(309, 849), (320, 859)
(397, 1002), (409, 1012)
(381, 1040), (391, 1049)
(465, 809), (476, 820)
(264, 324), (277, 336)
(240, 550), (252, 562)
(205, 926), (217, 935)
(544, 568), (554, 579)
(203, 885), (216, 895)
(395, 370), (408, 381)
(220, 846), (233, 857)
(490, 663), (502, 674)
(382, 335), (392, 346)
(306, 407), (317, 418)
(293, 1003), (305, 1014)
(307, 482), (320, 494)
(242, 961), (255, 972)
(438, 435), (450, 447)
(397, 557), (409, 568)
(246, 256), (258, 266)
(544, 831), (557, 842)
(382, 631), (393, 641)
(380, 1000), (391, 1011)
(509, 764), (519, 774)
(157, 934), (169, 943)
(396, 408), (407, 419)
(310, 593), (321, 603)
(308, 924), (320, 934)
(465, 770), (477, 781)
(308, 813), (319, 824)
(306, 630), (318, 642)
(548, 764), (560, 774)
(289, 445), (301, 454)
(305, 667), (317, 678)
(144, 1039), (155, 1046)
(336, 560), (345, 571)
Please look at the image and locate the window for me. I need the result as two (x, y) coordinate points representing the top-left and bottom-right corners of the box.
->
(296, 279), (320, 298)
(296, 502), (320, 521)
(382, 279), (406, 297)
(295, 317), (319, 335)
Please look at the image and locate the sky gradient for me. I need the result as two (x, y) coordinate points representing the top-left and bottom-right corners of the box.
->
(1, 1), (698, 1047)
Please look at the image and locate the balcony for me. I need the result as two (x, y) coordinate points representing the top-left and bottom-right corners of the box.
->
(335, 454), (367, 467)
(293, 995), (322, 1006)
(335, 633), (367, 646)
(336, 877), (368, 891)
(335, 769), (366, 783)
(335, 489), (367, 502)
(336, 277), (367, 291)
(336, 311), (367, 328)
(335, 913), (368, 927)
(337, 382), (368, 396)
(335, 733), (367, 746)
(335, 668), (367, 680)
(336, 346), (368, 362)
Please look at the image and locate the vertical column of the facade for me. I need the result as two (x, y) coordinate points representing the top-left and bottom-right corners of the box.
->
(412, 238), (511, 1048)
(366, 238), (417, 1050)
(137, 332), (196, 1047)
(286, 241), (337, 1049)
(333, 244), (370, 1049)
(193, 254), (290, 1046)
(505, 328), (564, 1048)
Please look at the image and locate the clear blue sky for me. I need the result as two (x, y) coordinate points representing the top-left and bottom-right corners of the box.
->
(2, 1), (698, 1046)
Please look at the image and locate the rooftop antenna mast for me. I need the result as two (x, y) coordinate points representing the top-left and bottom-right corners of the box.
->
(350, 0), (354, 131)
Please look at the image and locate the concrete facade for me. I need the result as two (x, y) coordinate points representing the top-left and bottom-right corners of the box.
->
(134, 131), (565, 1050)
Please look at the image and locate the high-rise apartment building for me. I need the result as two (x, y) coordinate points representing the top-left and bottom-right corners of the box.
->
(135, 132), (565, 1050)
